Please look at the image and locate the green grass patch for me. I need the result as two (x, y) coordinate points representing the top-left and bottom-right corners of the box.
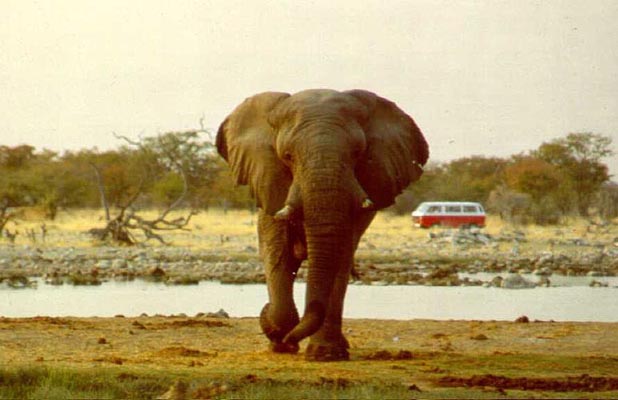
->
(221, 380), (413, 400)
(0, 366), (169, 400)
(0, 366), (415, 399)
(2, 355), (618, 399)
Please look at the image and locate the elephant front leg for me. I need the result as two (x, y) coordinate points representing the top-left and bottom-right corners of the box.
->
(304, 262), (351, 361)
(304, 211), (375, 361)
(257, 212), (302, 353)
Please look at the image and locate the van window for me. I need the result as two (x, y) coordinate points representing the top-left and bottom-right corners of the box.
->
(463, 205), (478, 213)
(427, 206), (442, 213)
(445, 205), (462, 213)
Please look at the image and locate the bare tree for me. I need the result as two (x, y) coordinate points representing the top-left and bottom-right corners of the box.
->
(0, 199), (15, 238)
(87, 128), (209, 245)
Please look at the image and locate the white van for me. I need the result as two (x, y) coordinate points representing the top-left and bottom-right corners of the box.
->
(411, 202), (486, 228)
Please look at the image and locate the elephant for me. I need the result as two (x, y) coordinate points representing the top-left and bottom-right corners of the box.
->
(216, 89), (428, 361)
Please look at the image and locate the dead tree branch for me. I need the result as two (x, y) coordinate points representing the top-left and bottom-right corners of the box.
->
(88, 128), (202, 245)
(89, 162), (110, 222)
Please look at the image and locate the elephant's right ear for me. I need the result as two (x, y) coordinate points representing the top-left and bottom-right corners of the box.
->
(216, 92), (292, 215)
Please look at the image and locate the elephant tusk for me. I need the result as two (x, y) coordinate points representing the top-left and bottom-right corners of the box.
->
(274, 205), (294, 221)
(361, 198), (374, 209)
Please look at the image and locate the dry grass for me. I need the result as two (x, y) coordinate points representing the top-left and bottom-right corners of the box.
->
(9, 208), (259, 250)
(7, 209), (618, 260)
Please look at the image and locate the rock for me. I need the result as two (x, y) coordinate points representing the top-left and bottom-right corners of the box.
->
(96, 260), (112, 269)
(534, 267), (552, 276)
(165, 276), (199, 285)
(501, 274), (536, 289)
(489, 276), (504, 287)
(427, 265), (458, 280)
(206, 309), (230, 319)
(5, 274), (37, 289)
(112, 259), (128, 269)
(515, 315), (530, 323)
(538, 276), (551, 287)
(149, 266), (166, 278)
(589, 280), (609, 288)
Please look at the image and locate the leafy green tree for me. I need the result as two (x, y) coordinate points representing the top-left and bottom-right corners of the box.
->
(503, 156), (574, 223)
(400, 156), (507, 214)
(0, 145), (39, 208)
(151, 172), (185, 206)
(63, 148), (143, 209)
(504, 157), (564, 202)
(203, 164), (253, 210)
(595, 182), (618, 220)
(441, 156), (507, 202)
(83, 130), (220, 244)
(535, 133), (613, 215)
(487, 184), (532, 223)
(116, 131), (221, 207)
(0, 145), (36, 169)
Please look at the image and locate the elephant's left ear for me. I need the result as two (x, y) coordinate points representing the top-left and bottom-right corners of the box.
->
(345, 90), (429, 210)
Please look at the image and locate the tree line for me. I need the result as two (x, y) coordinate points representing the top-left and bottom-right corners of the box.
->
(401, 132), (616, 223)
(0, 131), (616, 231)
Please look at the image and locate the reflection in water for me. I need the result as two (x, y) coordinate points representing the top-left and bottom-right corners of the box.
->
(1, 279), (617, 322)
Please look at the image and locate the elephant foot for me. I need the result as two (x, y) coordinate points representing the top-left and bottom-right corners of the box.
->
(270, 341), (299, 354)
(305, 333), (350, 361)
(305, 342), (349, 361)
(260, 303), (299, 354)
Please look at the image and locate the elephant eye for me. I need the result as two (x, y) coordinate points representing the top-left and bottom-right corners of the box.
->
(283, 152), (293, 162)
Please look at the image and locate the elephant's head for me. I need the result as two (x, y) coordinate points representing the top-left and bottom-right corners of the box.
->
(217, 89), (428, 345)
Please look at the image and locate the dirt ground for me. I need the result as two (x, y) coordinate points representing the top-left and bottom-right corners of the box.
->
(1, 315), (618, 398)
(2, 210), (618, 397)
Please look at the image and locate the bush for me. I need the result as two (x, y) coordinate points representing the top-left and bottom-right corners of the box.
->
(487, 185), (531, 223)
(487, 185), (567, 225)
(594, 182), (618, 220)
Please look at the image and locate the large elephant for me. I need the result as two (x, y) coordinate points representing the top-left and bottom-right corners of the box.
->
(216, 89), (428, 361)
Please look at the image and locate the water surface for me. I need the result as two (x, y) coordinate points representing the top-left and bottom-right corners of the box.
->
(1, 279), (617, 322)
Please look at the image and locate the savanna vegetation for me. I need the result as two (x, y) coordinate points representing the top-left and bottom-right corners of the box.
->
(1, 131), (617, 399)
(1, 132), (614, 243)
(402, 133), (616, 224)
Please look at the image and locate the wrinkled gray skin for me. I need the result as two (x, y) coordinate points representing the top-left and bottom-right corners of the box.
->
(216, 89), (428, 361)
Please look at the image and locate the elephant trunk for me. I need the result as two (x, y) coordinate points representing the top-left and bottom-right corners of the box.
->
(282, 164), (354, 345)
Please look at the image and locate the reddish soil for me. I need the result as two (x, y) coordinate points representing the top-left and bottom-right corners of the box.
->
(437, 374), (618, 392)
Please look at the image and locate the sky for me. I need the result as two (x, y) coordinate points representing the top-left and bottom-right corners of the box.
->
(1, 0), (617, 177)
